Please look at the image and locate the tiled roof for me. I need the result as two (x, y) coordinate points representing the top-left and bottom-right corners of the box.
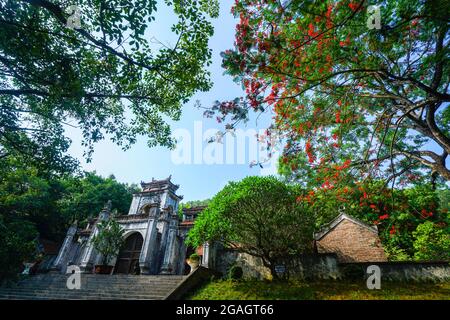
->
(182, 205), (207, 216)
(140, 175), (180, 192)
(314, 212), (378, 241)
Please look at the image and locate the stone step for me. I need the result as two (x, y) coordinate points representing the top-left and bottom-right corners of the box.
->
(0, 289), (168, 297)
(0, 274), (187, 300)
(17, 278), (185, 285)
(0, 292), (166, 300)
(14, 283), (181, 289)
(9, 288), (176, 294)
(17, 275), (184, 280)
(11, 280), (180, 288)
(15, 277), (184, 285)
(42, 274), (184, 278)
(0, 287), (175, 295)
(0, 293), (164, 300)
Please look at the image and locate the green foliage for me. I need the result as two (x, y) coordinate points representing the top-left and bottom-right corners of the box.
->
(297, 178), (449, 261)
(189, 253), (200, 262)
(0, 0), (218, 172)
(91, 218), (125, 266)
(178, 198), (211, 218)
(187, 176), (315, 277)
(0, 215), (37, 282)
(227, 265), (243, 280)
(438, 189), (450, 212)
(383, 244), (411, 262)
(57, 172), (139, 228)
(0, 156), (66, 240)
(413, 221), (450, 261)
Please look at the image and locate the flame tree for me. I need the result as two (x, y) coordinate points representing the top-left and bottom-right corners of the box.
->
(211, 0), (449, 189)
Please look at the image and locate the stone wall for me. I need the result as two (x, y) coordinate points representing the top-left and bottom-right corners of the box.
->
(316, 219), (387, 262)
(286, 254), (340, 280)
(214, 248), (450, 282)
(215, 249), (339, 280)
(340, 261), (450, 282)
(215, 249), (271, 280)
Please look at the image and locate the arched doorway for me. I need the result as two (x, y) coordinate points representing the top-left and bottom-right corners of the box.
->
(114, 232), (143, 274)
(183, 246), (196, 275)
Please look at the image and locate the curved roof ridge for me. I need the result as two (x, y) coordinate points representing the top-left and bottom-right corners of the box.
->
(314, 212), (378, 241)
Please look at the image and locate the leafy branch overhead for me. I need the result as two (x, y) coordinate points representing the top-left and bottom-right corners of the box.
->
(187, 176), (315, 279)
(0, 0), (219, 172)
(210, 0), (449, 187)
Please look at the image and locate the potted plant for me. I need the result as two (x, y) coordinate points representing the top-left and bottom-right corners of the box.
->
(186, 253), (201, 273)
(91, 218), (124, 274)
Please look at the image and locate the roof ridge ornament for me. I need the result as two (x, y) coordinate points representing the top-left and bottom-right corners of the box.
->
(104, 200), (112, 212)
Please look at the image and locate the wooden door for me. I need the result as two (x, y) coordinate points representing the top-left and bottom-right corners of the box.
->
(114, 233), (143, 274)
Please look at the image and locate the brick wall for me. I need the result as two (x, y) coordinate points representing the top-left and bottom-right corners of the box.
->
(316, 219), (387, 262)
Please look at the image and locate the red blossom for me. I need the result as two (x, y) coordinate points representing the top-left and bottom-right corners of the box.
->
(390, 225), (396, 235)
(305, 140), (315, 163)
(335, 110), (341, 123)
(379, 214), (389, 220)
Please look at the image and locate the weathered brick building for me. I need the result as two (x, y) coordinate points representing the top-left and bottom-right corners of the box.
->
(314, 213), (387, 262)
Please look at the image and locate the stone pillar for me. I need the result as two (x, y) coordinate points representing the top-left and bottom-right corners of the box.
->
(128, 194), (141, 215)
(79, 202), (111, 273)
(79, 228), (98, 272)
(160, 216), (178, 274)
(177, 235), (187, 274)
(52, 221), (78, 273)
(202, 242), (210, 268)
(139, 203), (160, 274)
(158, 210), (170, 261)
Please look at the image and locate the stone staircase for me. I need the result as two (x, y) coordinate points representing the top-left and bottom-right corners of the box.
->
(0, 273), (187, 300)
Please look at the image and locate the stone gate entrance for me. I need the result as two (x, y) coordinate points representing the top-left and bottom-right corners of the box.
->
(114, 232), (143, 274)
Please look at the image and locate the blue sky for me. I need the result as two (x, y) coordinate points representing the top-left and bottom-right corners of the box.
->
(66, 1), (275, 202)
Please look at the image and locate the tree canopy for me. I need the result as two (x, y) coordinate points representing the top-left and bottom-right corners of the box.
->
(209, 0), (449, 189)
(0, 0), (219, 172)
(187, 176), (315, 278)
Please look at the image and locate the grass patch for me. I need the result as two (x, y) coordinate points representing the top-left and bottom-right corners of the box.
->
(188, 279), (450, 300)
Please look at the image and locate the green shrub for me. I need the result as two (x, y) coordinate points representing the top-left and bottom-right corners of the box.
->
(91, 218), (125, 266)
(413, 222), (450, 261)
(189, 253), (200, 262)
(384, 244), (411, 261)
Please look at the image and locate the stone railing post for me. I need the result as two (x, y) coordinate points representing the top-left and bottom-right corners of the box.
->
(139, 203), (160, 274)
(52, 221), (77, 273)
(159, 215), (179, 274)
